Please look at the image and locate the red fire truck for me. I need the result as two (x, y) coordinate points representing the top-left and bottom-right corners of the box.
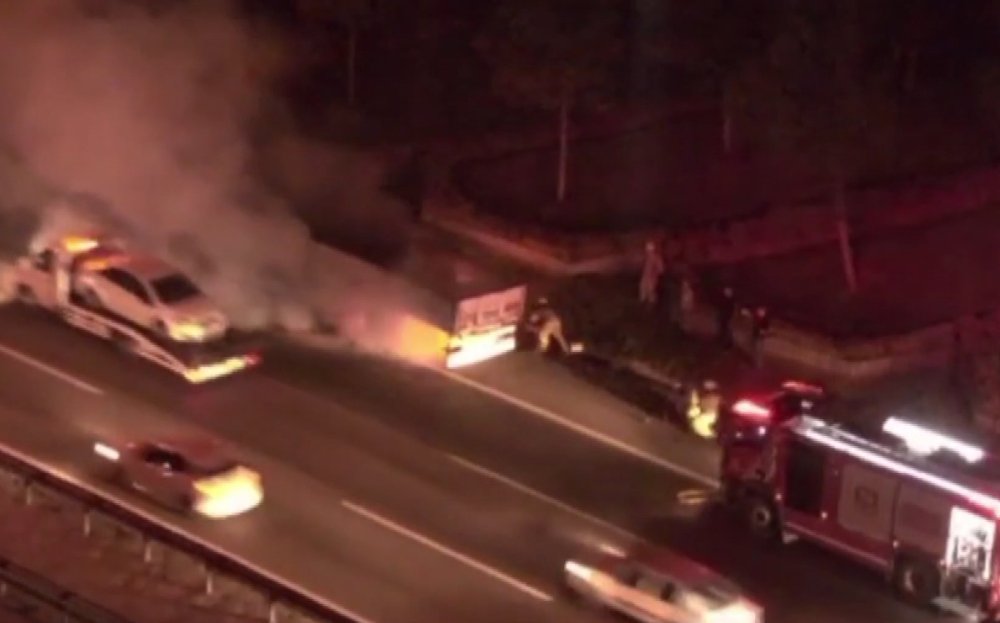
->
(722, 414), (1000, 620)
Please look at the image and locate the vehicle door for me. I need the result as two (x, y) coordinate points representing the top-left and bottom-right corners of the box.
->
(631, 570), (689, 623)
(606, 562), (647, 619)
(102, 269), (155, 327)
(133, 446), (188, 502)
(18, 249), (58, 306)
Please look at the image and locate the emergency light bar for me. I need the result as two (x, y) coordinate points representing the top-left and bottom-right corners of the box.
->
(882, 416), (985, 464)
(732, 399), (771, 420)
(797, 417), (1000, 516)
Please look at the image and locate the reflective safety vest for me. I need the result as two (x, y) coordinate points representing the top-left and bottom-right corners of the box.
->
(687, 387), (720, 439)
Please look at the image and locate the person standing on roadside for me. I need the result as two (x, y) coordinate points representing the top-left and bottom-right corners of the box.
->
(639, 239), (665, 306)
(748, 305), (771, 367)
(717, 287), (736, 348)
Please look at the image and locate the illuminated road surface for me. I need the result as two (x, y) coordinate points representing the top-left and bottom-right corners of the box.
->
(0, 305), (948, 623)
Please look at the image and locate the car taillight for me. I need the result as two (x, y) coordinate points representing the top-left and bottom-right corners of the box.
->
(732, 399), (771, 421)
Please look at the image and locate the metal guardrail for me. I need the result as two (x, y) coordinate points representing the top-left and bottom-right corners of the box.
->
(0, 440), (367, 623)
(0, 555), (132, 623)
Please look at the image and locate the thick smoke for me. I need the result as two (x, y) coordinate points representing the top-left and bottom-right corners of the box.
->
(0, 0), (336, 329)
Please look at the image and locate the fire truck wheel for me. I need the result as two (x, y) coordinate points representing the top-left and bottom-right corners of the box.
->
(746, 497), (778, 540)
(894, 556), (940, 606)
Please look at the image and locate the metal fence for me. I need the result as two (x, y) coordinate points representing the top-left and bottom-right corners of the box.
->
(0, 556), (132, 623)
(0, 441), (364, 623)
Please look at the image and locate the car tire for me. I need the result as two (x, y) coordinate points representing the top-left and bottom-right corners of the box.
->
(15, 284), (36, 306)
(176, 493), (194, 514)
(894, 556), (940, 607)
(564, 584), (604, 611)
(80, 287), (103, 310)
(97, 461), (123, 484)
(111, 331), (137, 356)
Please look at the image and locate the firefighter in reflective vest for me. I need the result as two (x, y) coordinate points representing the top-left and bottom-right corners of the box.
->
(687, 379), (721, 438)
(527, 297), (570, 354)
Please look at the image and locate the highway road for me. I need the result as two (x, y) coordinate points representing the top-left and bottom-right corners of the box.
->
(0, 303), (951, 623)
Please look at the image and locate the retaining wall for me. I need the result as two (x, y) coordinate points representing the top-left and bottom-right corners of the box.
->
(680, 302), (1000, 385)
(427, 163), (1000, 275)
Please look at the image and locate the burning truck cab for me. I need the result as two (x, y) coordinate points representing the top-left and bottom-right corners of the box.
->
(317, 228), (528, 370)
(722, 412), (1000, 620)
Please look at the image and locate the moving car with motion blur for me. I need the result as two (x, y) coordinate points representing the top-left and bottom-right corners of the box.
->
(93, 436), (262, 519)
(564, 545), (763, 622)
(74, 253), (229, 343)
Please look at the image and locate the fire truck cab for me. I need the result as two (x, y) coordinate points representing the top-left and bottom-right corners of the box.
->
(723, 414), (1000, 620)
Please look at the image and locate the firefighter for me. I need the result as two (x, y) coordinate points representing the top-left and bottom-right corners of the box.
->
(526, 297), (570, 355)
(748, 305), (771, 367)
(687, 379), (721, 439)
(717, 287), (736, 348)
(639, 240), (665, 305)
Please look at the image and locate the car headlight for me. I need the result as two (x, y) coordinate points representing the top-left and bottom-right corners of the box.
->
(170, 320), (207, 340)
(564, 560), (594, 581)
(706, 602), (761, 623)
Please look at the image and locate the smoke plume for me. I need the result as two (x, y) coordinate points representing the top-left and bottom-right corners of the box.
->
(0, 0), (399, 330)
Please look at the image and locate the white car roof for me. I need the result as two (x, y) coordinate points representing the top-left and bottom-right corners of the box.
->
(87, 253), (181, 282)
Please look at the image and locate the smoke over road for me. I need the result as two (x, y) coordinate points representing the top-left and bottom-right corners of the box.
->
(0, 0), (410, 331)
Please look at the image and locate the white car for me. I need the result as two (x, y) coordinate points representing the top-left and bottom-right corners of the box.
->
(74, 253), (229, 342)
(564, 546), (762, 623)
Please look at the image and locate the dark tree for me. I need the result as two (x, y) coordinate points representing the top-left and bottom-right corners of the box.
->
(640, 0), (778, 154)
(733, 0), (900, 293)
(976, 2), (1000, 150)
(476, 0), (622, 203)
(294, 0), (378, 106)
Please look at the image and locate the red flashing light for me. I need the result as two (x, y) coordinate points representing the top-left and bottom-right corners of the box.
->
(781, 380), (824, 395)
(732, 399), (771, 420)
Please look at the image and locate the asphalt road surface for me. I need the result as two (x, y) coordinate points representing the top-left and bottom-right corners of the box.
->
(0, 304), (952, 623)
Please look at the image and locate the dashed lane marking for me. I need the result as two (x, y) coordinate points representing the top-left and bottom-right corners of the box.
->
(341, 499), (555, 603)
(0, 342), (104, 396)
(449, 454), (640, 542)
(435, 369), (718, 488)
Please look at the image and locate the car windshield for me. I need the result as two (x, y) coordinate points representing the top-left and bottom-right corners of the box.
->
(151, 274), (201, 304)
(188, 456), (239, 477)
(689, 580), (740, 607)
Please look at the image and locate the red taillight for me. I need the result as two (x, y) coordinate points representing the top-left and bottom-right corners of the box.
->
(732, 399), (771, 420)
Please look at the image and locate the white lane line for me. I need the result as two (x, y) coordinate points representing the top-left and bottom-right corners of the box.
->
(0, 342), (103, 396)
(436, 369), (717, 488)
(448, 454), (639, 542)
(341, 499), (554, 603)
(0, 415), (379, 623)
